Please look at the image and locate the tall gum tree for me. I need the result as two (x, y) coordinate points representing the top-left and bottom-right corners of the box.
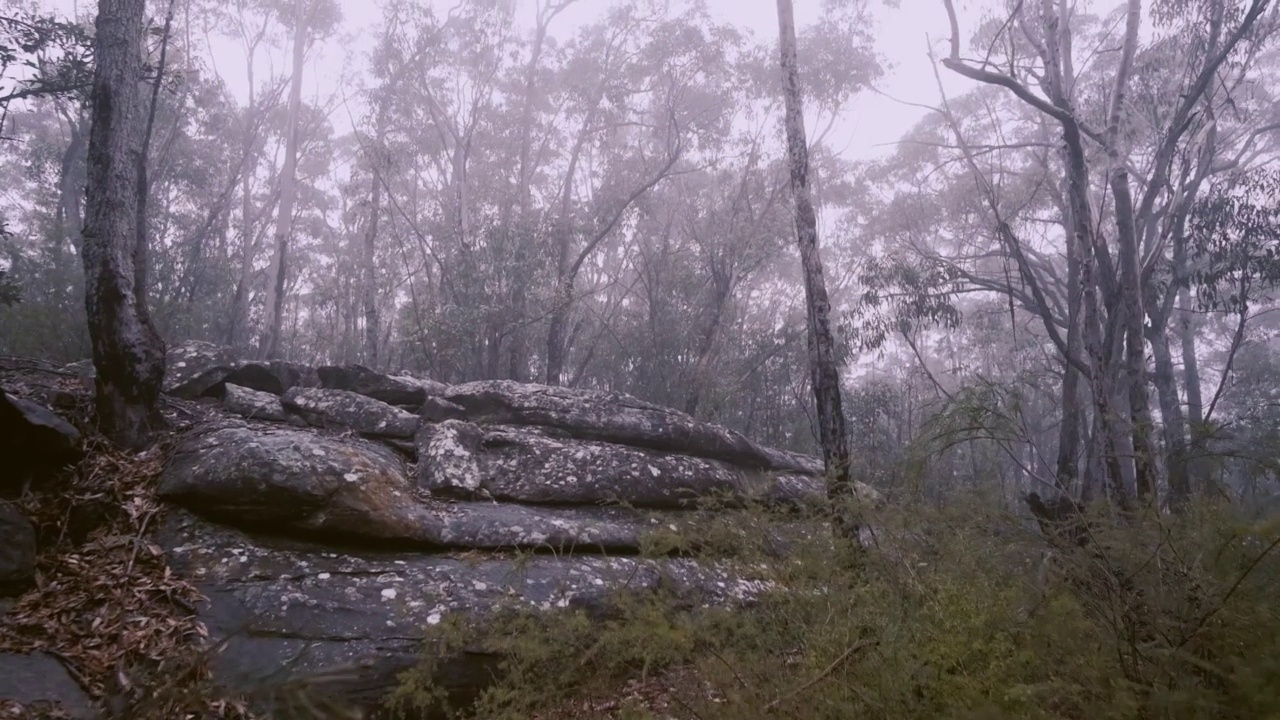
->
(257, 0), (306, 360)
(775, 0), (854, 507)
(81, 0), (166, 447)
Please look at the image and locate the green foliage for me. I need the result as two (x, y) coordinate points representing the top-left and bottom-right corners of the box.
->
(0, 9), (93, 115)
(846, 254), (963, 352)
(390, 498), (1280, 720)
(1188, 168), (1280, 314)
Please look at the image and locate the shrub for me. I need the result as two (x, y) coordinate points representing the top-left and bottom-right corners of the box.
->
(389, 494), (1280, 720)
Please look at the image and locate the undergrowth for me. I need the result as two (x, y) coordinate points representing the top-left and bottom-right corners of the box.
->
(389, 494), (1280, 720)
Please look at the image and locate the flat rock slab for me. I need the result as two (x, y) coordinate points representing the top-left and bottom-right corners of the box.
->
(318, 365), (448, 407)
(223, 360), (320, 395)
(283, 387), (419, 439)
(221, 383), (292, 423)
(0, 652), (98, 719)
(417, 420), (825, 509)
(444, 381), (820, 473)
(159, 512), (773, 716)
(436, 501), (667, 552)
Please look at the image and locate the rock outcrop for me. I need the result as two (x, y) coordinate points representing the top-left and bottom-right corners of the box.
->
(442, 380), (821, 473)
(9, 341), (870, 717)
(0, 652), (98, 719)
(0, 391), (82, 495)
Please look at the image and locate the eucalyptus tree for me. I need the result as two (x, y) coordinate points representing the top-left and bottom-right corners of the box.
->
(81, 0), (165, 446)
(858, 0), (1280, 508)
(259, 0), (340, 359)
(776, 0), (853, 503)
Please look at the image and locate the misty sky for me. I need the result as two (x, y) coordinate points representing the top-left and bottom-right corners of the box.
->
(180, 0), (983, 164)
(36, 0), (994, 162)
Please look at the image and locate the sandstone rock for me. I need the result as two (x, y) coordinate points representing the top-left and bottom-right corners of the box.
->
(159, 423), (674, 552)
(282, 387), (419, 438)
(0, 392), (82, 495)
(158, 423), (436, 543)
(221, 383), (291, 422)
(159, 511), (774, 718)
(435, 501), (662, 552)
(317, 365), (447, 407)
(0, 501), (36, 594)
(163, 341), (239, 399)
(140, 352), (862, 715)
(223, 360), (320, 395)
(420, 396), (467, 422)
(443, 380), (820, 473)
(418, 420), (773, 508)
(0, 652), (98, 718)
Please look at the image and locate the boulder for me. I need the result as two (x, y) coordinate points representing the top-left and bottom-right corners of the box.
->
(158, 423), (437, 543)
(163, 341), (239, 399)
(221, 383), (292, 423)
(0, 392), (82, 495)
(317, 365), (447, 407)
(443, 381), (820, 473)
(222, 360), (320, 396)
(0, 502), (36, 594)
(420, 396), (467, 422)
(0, 652), (98, 719)
(282, 387), (419, 439)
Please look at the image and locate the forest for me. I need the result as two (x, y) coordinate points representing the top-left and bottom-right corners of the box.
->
(3, 0), (1280, 509)
(1, 0), (1280, 717)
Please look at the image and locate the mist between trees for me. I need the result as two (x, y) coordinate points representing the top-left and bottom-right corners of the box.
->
(2, 0), (1280, 513)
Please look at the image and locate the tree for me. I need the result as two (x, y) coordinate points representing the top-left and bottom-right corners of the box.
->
(258, 0), (306, 360)
(775, 0), (853, 507)
(80, 0), (165, 447)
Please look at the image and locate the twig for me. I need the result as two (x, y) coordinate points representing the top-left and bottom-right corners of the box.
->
(123, 509), (157, 577)
(764, 638), (877, 712)
(1177, 532), (1280, 652)
(705, 646), (749, 690)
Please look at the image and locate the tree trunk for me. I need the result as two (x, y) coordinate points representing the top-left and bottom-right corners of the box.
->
(775, 0), (853, 506)
(1148, 322), (1190, 507)
(1056, 190), (1083, 494)
(1179, 288), (1211, 495)
(55, 115), (87, 260)
(362, 110), (385, 369)
(227, 55), (260, 349)
(81, 0), (166, 448)
(544, 281), (572, 385)
(1063, 121), (1128, 506)
(258, 0), (305, 360)
(1111, 165), (1157, 502)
